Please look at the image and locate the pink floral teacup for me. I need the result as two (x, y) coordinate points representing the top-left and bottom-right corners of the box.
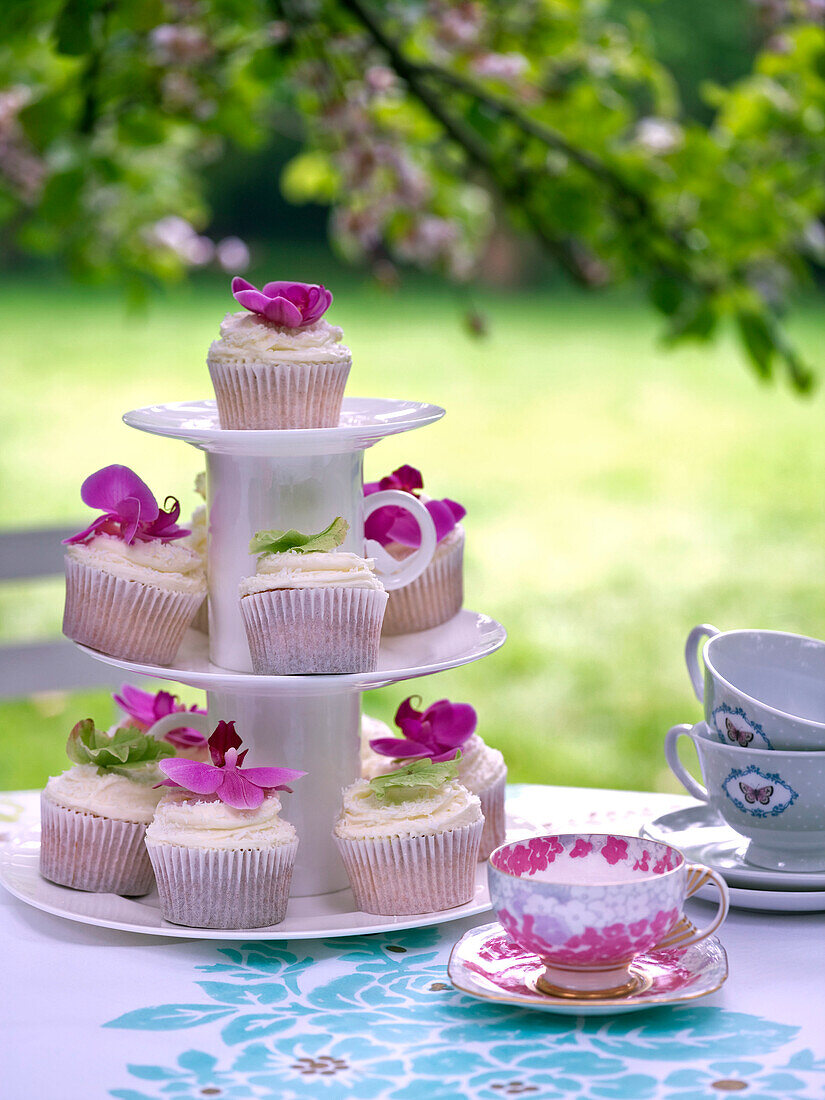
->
(488, 833), (729, 998)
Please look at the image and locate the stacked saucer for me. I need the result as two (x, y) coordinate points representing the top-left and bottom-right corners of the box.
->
(650, 624), (825, 911)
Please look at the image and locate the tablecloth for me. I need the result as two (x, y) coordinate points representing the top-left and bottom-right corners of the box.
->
(3, 784), (825, 1100)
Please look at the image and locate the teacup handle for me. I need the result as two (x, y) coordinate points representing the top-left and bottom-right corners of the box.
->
(654, 863), (730, 950)
(685, 623), (720, 702)
(363, 490), (438, 592)
(664, 723), (708, 802)
(145, 711), (212, 741)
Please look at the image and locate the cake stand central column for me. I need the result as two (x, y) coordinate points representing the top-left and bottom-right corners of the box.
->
(206, 687), (360, 897)
(206, 449), (363, 672)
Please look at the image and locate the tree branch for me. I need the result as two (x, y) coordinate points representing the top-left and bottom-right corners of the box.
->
(337, 0), (595, 283)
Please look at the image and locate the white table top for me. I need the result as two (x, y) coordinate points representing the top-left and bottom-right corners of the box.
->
(3, 784), (825, 1100)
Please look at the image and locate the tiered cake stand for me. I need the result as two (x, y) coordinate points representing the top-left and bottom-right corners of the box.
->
(64, 396), (506, 938)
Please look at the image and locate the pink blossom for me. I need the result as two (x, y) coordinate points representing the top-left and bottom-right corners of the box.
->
(231, 278), (332, 328)
(63, 465), (189, 546)
(158, 721), (305, 810)
(113, 684), (206, 750)
(364, 464), (466, 548)
(370, 695), (477, 763)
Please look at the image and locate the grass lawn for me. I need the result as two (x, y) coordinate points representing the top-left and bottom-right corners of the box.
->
(2, 267), (824, 794)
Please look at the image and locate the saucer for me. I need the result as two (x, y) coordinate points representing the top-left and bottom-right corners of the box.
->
(448, 922), (728, 1016)
(640, 805), (825, 891)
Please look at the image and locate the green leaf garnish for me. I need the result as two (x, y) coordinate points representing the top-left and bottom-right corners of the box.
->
(249, 516), (349, 557)
(369, 755), (461, 804)
(66, 719), (174, 778)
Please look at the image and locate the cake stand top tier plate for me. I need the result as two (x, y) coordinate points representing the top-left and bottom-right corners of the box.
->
(123, 397), (445, 455)
(76, 610), (506, 696)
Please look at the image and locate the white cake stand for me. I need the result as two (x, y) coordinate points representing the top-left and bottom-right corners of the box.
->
(66, 396), (508, 936)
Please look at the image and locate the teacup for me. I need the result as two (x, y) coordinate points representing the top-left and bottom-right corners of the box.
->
(666, 722), (825, 871)
(487, 833), (728, 998)
(685, 624), (825, 751)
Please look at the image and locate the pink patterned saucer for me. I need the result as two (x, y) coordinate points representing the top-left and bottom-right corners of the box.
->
(448, 922), (728, 1016)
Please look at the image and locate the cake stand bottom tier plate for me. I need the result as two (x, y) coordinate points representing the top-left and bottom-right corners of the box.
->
(0, 826), (492, 940)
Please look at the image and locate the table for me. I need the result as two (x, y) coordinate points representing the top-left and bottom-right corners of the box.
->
(3, 785), (825, 1100)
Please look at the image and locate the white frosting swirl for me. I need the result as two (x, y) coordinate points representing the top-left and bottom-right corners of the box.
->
(45, 764), (163, 824)
(333, 777), (481, 840)
(146, 789), (297, 850)
(239, 551), (384, 595)
(66, 534), (206, 596)
(185, 505), (208, 559)
(360, 715), (392, 767)
(457, 734), (507, 794)
(208, 312), (351, 365)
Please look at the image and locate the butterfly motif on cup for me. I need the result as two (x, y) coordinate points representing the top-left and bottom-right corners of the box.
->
(739, 781), (773, 805)
(726, 718), (753, 747)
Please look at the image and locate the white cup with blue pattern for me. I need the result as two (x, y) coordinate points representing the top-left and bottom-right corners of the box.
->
(666, 721), (825, 871)
(685, 625), (825, 751)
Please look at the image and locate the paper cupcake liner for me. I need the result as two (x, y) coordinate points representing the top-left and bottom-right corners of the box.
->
(146, 839), (298, 928)
(192, 596), (209, 634)
(477, 773), (507, 861)
(207, 354), (351, 429)
(39, 793), (154, 896)
(334, 819), (483, 915)
(63, 558), (203, 665)
(382, 531), (464, 635)
(241, 586), (388, 674)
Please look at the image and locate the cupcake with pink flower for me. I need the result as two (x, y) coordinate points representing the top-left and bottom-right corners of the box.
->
(113, 684), (209, 761)
(365, 465), (465, 634)
(145, 721), (305, 929)
(207, 277), (351, 429)
(361, 696), (506, 860)
(62, 465), (205, 665)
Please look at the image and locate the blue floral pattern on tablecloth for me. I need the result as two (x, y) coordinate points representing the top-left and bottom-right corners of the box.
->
(106, 925), (825, 1100)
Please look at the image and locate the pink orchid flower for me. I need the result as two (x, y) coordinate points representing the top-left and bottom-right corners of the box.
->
(158, 720), (306, 809)
(231, 277), (332, 327)
(369, 696), (477, 763)
(364, 464), (466, 548)
(63, 465), (190, 546)
(113, 684), (207, 750)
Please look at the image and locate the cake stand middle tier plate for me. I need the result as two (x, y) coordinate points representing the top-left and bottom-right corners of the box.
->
(75, 610), (506, 695)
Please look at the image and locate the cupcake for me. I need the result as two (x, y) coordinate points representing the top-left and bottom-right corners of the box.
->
(361, 696), (506, 860)
(333, 756), (483, 916)
(364, 465), (465, 634)
(186, 471), (209, 633)
(145, 721), (305, 928)
(40, 719), (174, 895)
(207, 278), (351, 429)
(239, 517), (388, 674)
(113, 683), (209, 761)
(62, 464), (206, 665)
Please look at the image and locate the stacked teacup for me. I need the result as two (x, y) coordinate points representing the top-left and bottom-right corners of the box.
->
(666, 624), (825, 872)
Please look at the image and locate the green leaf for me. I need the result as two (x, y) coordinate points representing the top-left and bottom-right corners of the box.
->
(665, 297), (717, 343)
(369, 756), (461, 804)
(648, 276), (685, 317)
(249, 517), (348, 557)
(54, 0), (99, 56)
(66, 720), (174, 773)
(736, 308), (774, 380)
